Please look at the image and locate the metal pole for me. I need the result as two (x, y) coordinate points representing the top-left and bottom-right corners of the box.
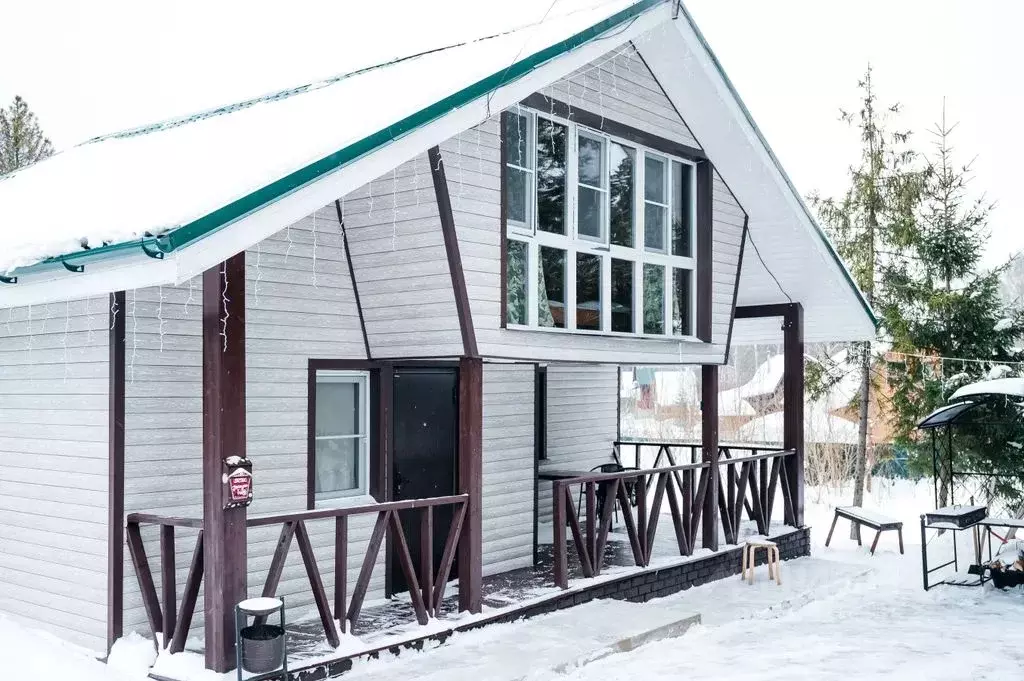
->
(920, 515), (929, 591)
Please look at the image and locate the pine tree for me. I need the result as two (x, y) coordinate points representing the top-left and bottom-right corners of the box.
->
(0, 96), (54, 175)
(811, 67), (923, 538)
(884, 106), (1024, 509)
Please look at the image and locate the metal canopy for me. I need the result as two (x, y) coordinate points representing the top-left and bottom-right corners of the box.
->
(916, 400), (983, 430)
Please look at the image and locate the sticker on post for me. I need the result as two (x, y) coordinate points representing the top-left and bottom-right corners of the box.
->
(227, 468), (253, 506)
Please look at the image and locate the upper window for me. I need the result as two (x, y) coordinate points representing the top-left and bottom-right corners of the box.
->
(504, 108), (698, 339)
(313, 371), (370, 502)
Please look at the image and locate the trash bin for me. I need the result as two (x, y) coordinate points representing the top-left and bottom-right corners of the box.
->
(235, 597), (288, 680)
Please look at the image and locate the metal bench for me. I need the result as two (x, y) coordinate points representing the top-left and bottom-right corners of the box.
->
(825, 506), (904, 555)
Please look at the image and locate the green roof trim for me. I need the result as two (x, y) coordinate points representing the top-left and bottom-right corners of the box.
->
(675, 2), (877, 329)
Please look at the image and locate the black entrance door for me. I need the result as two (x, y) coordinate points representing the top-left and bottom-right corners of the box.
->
(391, 367), (458, 595)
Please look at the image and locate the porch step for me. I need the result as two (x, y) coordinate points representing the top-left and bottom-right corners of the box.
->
(341, 599), (701, 681)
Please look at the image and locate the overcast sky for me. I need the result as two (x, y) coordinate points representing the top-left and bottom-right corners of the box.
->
(1, 0), (1020, 265)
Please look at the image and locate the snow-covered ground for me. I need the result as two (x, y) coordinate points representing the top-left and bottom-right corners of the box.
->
(5, 479), (1024, 680)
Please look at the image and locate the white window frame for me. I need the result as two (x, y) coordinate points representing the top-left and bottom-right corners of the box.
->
(575, 130), (609, 244)
(505, 107), (699, 342)
(504, 107), (536, 236)
(313, 370), (371, 504)
(642, 153), (670, 254)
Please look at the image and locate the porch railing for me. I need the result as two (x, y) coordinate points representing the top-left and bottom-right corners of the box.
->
(126, 493), (468, 654)
(551, 443), (795, 589)
(717, 447), (796, 544)
(551, 461), (710, 589)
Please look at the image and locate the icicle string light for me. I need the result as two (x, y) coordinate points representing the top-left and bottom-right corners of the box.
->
(285, 221), (294, 263)
(476, 124), (484, 179)
(129, 290), (138, 385)
(26, 305), (33, 356)
(311, 209), (319, 288)
(62, 299), (70, 384)
(456, 130), (464, 209)
(391, 167), (398, 252)
(414, 156), (421, 207)
(110, 294), (119, 330)
(221, 264), (230, 352)
(85, 296), (95, 344)
(254, 242), (263, 307)
(184, 276), (195, 317)
(157, 285), (166, 352)
(368, 177), (375, 219)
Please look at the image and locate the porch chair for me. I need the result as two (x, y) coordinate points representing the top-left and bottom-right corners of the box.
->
(577, 463), (638, 528)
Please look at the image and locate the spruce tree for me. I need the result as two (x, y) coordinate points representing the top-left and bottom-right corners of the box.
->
(0, 96), (54, 175)
(884, 107), (1024, 509)
(811, 67), (923, 538)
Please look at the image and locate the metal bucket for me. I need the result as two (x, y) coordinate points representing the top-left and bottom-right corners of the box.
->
(240, 623), (285, 674)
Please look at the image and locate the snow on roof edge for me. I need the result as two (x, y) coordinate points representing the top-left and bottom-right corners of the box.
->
(2, 0), (665, 278)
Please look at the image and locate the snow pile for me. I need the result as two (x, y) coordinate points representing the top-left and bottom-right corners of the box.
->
(950, 376), (1024, 401)
(737, 406), (859, 445)
(994, 317), (1014, 332)
(1, 615), (148, 681)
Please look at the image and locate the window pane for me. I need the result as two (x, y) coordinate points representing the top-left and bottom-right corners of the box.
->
(576, 252), (602, 331)
(610, 143), (635, 247)
(578, 186), (604, 240)
(504, 112), (530, 168)
(643, 264), (665, 334)
(537, 119), (567, 235)
(644, 203), (666, 251)
(506, 239), (528, 325)
(538, 247), (566, 328)
(672, 161), (693, 257)
(611, 259), (634, 333)
(506, 167), (529, 225)
(315, 437), (364, 494)
(644, 155), (666, 203)
(672, 268), (692, 336)
(315, 380), (362, 437)
(578, 135), (605, 187)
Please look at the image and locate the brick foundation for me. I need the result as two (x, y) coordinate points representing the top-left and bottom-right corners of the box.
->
(288, 527), (811, 680)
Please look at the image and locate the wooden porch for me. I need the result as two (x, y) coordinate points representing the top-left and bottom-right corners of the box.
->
(126, 442), (800, 679)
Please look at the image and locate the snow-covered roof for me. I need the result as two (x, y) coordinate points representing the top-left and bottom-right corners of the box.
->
(0, 0), (654, 277)
(737, 407), (859, 445)
(0, 0), (876, 345)
(736, 354), (785, 399)
(949, 377), (1024, 402)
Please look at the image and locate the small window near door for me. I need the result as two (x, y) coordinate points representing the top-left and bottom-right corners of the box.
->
(313, 371), (370, 502)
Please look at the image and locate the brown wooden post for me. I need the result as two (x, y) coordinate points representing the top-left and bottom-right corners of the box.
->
(457, 357), (482, 613)
(202, 254), (248, 672)
(107, 291), (126, 653)
(783, 303), (805, 526)
(701, 364), (720, 551)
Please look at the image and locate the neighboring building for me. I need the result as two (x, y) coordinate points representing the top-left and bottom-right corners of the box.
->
(0, 1), (874, 676)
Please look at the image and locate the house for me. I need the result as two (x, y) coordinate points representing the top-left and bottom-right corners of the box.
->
(0, 1), (875, 676)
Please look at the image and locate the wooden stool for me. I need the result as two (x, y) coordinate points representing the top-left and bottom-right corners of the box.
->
(742, 540), (781, 585)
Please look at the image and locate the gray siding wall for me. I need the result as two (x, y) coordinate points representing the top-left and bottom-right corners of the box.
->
(443, 45), (744, 362)
(340, 156), (464, 358)
(122, 217), (383, 638)
(0, 297), (110, 653)
(481, 363), (535, 575)
(537, 365), (618, 525)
